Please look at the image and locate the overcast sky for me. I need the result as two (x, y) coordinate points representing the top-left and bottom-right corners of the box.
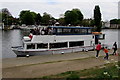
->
(0, 0), (119, 21)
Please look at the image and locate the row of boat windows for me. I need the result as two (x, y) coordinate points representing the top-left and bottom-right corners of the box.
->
(56, 28), (92, 34)
(30, 27), (92, 35)
(26, 41), (84, 49)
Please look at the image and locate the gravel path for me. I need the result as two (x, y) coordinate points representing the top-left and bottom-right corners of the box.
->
(2, 49), (119, 78)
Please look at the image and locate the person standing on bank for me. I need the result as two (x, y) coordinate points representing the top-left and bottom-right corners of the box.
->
(112, 42), (117, 55)
(96, 43), (101, 58)
(103, 47), (109, 60)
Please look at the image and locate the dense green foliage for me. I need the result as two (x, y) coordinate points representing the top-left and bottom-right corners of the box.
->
(110, 19), (120, 24)
(94, 5), (102, 32)
(64, 9), (83, 26)
(19, 10), (37, 25)
(41, 12), (51, 25)
(58, 18), (65, 26)
(1, 13), (19, 25)
(81, 19), (94, 27)
(19, 11), (56, 26)
(42, 62), (119, 79)
(2, 6), (119, 27)
(35, 13), (42, 25)
(0, 8), (95, 27)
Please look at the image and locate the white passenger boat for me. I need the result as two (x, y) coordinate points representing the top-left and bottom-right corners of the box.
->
(11, 26), (105, 57)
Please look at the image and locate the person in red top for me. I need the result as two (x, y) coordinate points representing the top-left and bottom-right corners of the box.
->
(103, 47), (109, 60)
(96, 43), (101, 58)
(29, 33), (33, 39)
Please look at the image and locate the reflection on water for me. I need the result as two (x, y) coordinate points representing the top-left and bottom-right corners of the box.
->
(1, 30), (30, 59)
(0, 29), (119, 59)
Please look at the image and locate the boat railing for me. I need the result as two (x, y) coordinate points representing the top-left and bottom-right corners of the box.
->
(11, 46), (22, 48)
(11, 46), (23, 50)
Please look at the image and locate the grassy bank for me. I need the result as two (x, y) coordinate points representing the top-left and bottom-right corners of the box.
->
(42, 62), (119, 79)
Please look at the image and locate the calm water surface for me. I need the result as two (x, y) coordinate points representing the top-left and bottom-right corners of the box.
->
(0, 29), (119, 59)
(1, 29), (29, 59)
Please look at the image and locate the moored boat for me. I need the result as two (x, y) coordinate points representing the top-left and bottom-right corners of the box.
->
(11, 26), (105, 57)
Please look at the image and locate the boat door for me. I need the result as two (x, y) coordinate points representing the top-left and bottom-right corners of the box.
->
(95, 34), (105, 44)
(95, 35), (99, 44)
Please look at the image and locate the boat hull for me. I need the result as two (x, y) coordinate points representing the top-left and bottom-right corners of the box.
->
(12, 46), (94, 57)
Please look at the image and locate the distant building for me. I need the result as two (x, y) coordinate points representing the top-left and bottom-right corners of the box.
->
(54, 22), (60, 26)
(110, 24), (120, 29)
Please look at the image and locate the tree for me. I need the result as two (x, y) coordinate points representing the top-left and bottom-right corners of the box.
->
(110, 19), (118, 24)
(41, 12), (51, 25)
(90, 19), (95, 27)
(81, 19), (95, 27)
(82, 19), (90, 27)
(94, 5), (102, 32)
(35, 13), (42, 25)
(64, 8), (83, 26)
(23, 11), (35, 25)
(19, 10), (29, 24)
(12, 18), (20, 25)
(58, 18), (65, 26)
(72, 9), (83, 22)
(49, 17), (56, 26)
(64, 10), (77, 25)
(118, 19), (120, 24)
(0, 13), (2, 22)
(2, 13), (14, 25)
(2, 13), (7, 25)
(19, 10), (37, 25)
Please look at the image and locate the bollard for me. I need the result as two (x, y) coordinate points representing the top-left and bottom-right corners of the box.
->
(26, 55), (29, 58)
(61, 52), (64, 54)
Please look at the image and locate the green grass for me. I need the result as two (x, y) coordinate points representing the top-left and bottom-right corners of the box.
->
(42, 62), (120, 79)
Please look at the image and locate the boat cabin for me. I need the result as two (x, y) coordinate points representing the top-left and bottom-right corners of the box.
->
(12, 26), (106, 56)
(23, 26), (105, 50)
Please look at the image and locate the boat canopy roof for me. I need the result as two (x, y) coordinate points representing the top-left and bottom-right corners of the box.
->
(48, 26), (93, 29)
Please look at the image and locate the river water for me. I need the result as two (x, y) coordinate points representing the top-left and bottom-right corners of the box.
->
(0, 29), (120, 59)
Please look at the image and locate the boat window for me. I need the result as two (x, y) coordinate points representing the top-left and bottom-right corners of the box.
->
(69, 41), (84, 47)
(50, 42), (67, 48)
(57, 28), (62, 33)
(81, 29), (87, 34)
(62, 28), (71, 33)
(37, 43), (48, 49)
(88, 29), (92, 34)
(52, 27), (93, 35)
(74, 29), (81, 33)
(27, 44), (35, 49)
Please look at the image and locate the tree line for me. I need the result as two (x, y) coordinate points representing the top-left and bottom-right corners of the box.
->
(19, 9), (84, 26)
(1, 5), (103, 32)
(110, 19), (120, 24)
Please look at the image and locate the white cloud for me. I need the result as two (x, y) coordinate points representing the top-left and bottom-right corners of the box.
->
(0, 0), (119, 21)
